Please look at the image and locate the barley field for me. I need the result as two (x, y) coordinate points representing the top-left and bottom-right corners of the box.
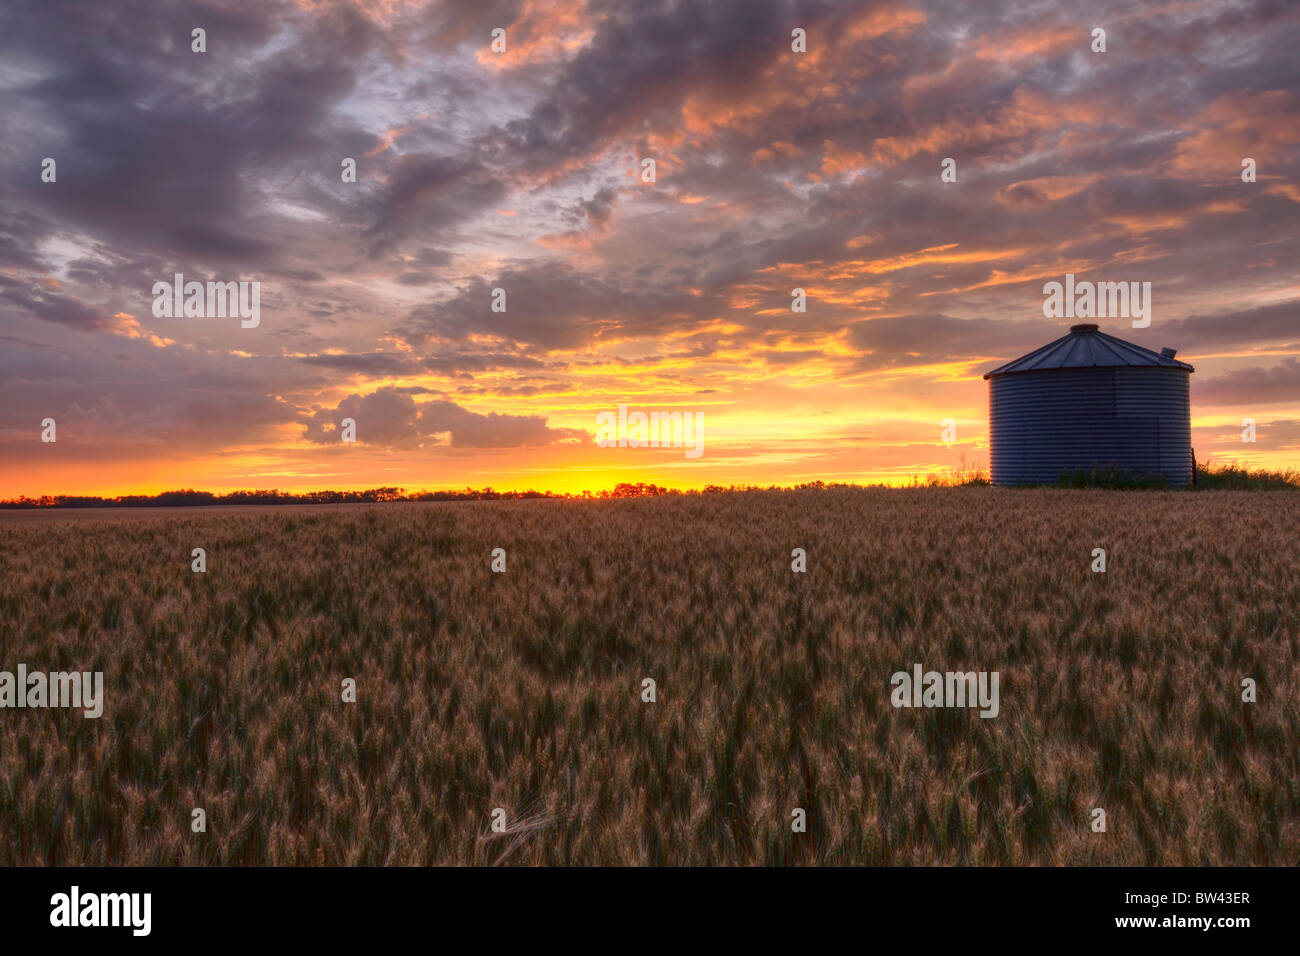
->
(1, 488), (1297, 865)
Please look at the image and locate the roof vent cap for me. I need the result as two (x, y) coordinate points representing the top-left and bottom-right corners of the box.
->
(1070, 323), (1099, 333)
(1161, 347), (1177, 359)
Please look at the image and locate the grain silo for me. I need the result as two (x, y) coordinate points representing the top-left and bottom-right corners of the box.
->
(983, 323), (1195, 486)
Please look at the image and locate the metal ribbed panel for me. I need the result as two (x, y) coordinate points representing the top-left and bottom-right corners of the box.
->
(988, 366), (1192, 486)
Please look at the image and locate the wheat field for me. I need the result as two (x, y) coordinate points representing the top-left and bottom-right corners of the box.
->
(0, 488), (1297, 865)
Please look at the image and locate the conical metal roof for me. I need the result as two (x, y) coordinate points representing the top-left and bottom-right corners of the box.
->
(983, 323), (1195, 379)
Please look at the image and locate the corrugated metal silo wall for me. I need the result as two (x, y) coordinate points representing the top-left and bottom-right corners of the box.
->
(988, 367), (1191, 486)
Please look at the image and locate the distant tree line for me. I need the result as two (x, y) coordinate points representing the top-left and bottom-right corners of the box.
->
(0, 481), (866, 508)
(0, 483), (737, 508)
(4, 465), (1292, 509)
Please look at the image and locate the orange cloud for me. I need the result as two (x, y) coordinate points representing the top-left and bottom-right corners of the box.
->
(873, 87), (1108, 166)
(109, 313), (174, 348)
(474, 0), (595, 69)
(821, 140), (868, 177)
(971, 26), (1078, 63)
(997, 173), (1102, 206)
(363, 124), (414, 158)
(753, 141), (805, 165)
(1168, 90), (1300, 180)
(841, 5), (927, 43)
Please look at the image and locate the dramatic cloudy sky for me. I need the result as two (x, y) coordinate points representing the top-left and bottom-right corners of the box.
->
(1, 0), (1297, 495)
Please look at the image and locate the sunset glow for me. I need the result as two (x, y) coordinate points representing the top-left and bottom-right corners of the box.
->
(2, 0), (1297, 497)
